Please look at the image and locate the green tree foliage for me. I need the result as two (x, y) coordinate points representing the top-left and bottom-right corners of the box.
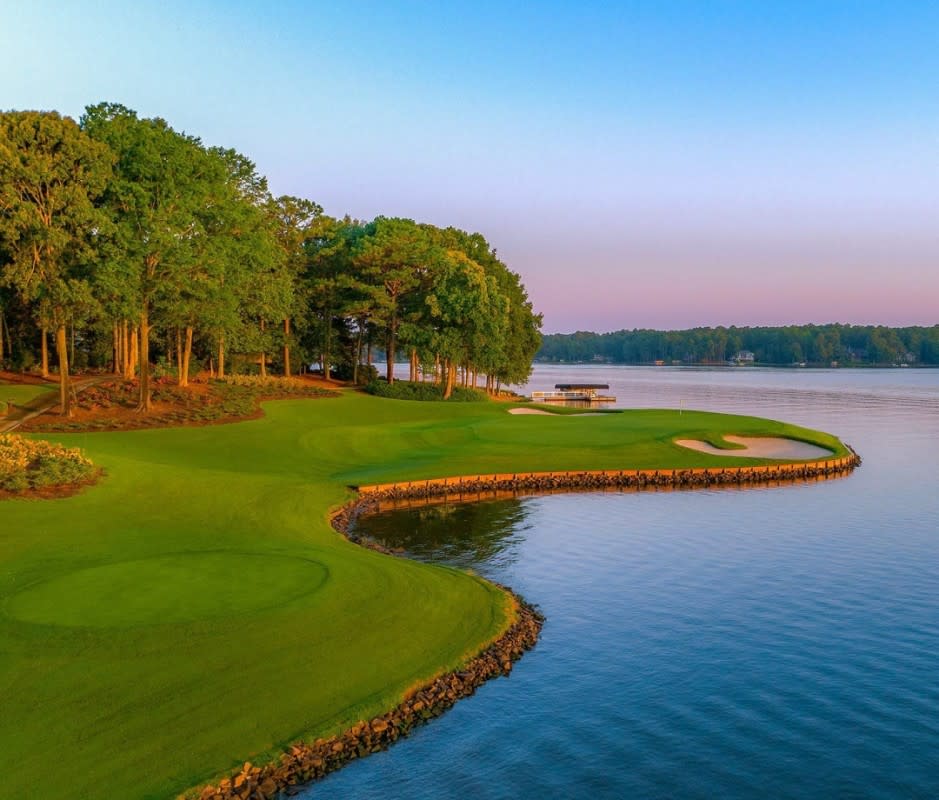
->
(1, 103), (542, 402)
(0, 110), (112, 414)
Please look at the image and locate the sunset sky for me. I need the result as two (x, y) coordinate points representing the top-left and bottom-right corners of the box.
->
(3, 1), (937, 333)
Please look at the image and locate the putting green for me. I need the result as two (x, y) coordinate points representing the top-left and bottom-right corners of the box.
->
(6, 552), (328, 627)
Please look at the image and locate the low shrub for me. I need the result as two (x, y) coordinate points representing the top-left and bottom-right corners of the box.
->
(364, 380), (488, 402)
(0, 434), (96, 492)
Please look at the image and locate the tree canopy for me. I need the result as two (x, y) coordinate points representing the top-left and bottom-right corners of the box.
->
(0, 104), (542, 410)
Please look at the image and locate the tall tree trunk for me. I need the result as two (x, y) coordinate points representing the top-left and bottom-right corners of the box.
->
(182, 326), (193, 388)
(434, 354), (441, 385)
(41, 326), (49, 378)
(385, 317), (397, 383)
(127, 324), (138, 380)
(0, 309), (5, 363)
(443, 358), (457, 400)
(122, 321), (131, 378)
(283, 318), (291, 377)
(137, 306), (151, 412)
(218, 335), (226, 379)
(69, 325), (75, 369)
(176, 327), (184, 385)
(354, 325), (364, 385)
(130, 326), (138, 378)
(55, 324), (71, 417)
(323, 319), (332, 382)
(259, 319), (267, 378)
(112, 323), (119, 374)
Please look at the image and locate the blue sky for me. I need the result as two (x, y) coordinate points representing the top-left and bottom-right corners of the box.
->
(2, 1), (937, 332)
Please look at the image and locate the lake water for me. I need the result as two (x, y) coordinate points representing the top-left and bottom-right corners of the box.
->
(309, 366), (939, 799)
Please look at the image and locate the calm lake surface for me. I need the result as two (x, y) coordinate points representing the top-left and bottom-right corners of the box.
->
(310, 366), (939, 799)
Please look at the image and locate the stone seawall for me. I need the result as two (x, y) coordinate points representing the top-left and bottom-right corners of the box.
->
(354, 449), (861, 501)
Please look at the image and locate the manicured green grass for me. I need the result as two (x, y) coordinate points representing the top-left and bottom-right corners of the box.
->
(0, 392), (848, 799)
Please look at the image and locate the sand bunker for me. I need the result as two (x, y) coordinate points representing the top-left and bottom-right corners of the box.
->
(675, 435), (833, 460)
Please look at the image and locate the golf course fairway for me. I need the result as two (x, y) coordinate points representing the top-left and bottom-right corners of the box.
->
(0, 391), (851, 799)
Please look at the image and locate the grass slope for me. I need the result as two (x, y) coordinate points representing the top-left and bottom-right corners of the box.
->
(0, 392), (848, 799)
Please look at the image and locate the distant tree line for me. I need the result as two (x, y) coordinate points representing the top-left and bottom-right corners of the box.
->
(538, 324), (939, 366)
(0, 104), (542, 414)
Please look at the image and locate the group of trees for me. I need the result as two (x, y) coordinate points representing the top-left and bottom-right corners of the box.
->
(0, 104), (542, 414)
(539, 324), (939, 366)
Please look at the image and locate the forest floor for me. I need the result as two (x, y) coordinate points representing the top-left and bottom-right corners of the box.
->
(0, 391), (849, 800)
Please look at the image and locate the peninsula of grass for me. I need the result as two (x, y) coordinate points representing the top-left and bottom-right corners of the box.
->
(0, 391), (851, 800)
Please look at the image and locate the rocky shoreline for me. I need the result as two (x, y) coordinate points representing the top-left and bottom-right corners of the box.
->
(191, 502), (544, 800)
(192, 448), (860, 800)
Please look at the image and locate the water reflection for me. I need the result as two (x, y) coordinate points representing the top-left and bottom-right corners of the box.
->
(356, 498), (530, 572)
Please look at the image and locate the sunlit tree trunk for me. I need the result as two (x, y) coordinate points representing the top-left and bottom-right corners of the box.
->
(182, 326), (193, 387)
(176, 327), (184, 385)
(259, 319), (267, 378)
(112, 323), (119, 374)
(353, 325), (364, 385)
(126, 324), (138, 380)
(122, 321), (132, 378)
(217, 334), (226, 379)
(40, 326), (49, 378)
(443, 358), (457, 400)
(323, 318), (333, 382)
(55, 324), (70, 417)
(385, 314), (398, 383)
(136, 305), (152, 412)
(283, 318), (291, 377)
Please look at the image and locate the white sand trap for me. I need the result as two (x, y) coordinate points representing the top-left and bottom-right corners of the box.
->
(675, 435), (833, 460)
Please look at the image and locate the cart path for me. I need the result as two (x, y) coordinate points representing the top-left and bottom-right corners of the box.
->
(1, 376), (110, 433)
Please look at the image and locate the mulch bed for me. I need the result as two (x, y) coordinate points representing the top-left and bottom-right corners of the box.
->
(19, 378), (339, 433)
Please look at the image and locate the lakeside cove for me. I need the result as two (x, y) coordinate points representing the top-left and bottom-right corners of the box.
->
(0, 387), (858, 800)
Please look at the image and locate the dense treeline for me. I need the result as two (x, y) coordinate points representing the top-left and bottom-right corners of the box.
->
(538, 324), (939, 366)
(0, 104), (541, 414)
